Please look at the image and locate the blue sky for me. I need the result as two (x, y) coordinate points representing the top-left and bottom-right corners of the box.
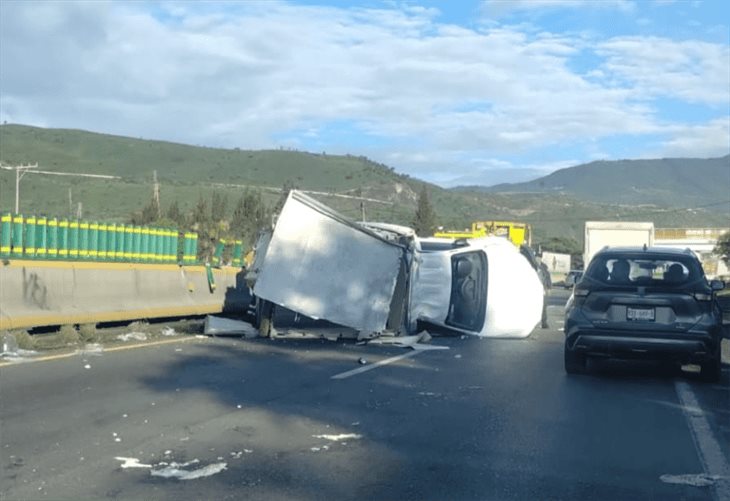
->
(0, 0), (728, 187)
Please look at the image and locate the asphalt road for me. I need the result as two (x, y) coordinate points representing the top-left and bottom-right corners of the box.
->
(1, 289), (728, 501)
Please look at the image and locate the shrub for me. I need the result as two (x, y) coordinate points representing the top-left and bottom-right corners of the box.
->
(58, 324), (80, 346)
(13, 330), (35, 350)
(127, 320), (150, 333)
(78, 323), (97, 342)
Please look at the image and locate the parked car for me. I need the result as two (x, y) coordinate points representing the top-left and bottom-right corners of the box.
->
(564, 246), (725, 381)
(564, 270), (583, 289)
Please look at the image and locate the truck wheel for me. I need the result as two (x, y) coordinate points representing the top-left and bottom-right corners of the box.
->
(700, 347), (721, 383)
(564, 344), (586, 375)
(256, 299), (274, 338)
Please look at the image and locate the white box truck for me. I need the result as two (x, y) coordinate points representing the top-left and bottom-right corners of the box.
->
(247, 190), (546, 339)
(584, 221), (655, 267)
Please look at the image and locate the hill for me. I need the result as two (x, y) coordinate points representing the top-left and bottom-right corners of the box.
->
(467, 156), (730, 209)
(1, 124), (728, 247)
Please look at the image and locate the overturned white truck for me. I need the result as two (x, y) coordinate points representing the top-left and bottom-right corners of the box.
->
(246, 190), (545, 338)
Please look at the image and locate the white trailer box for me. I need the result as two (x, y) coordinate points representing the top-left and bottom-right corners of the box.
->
(584, 221), (655, 266)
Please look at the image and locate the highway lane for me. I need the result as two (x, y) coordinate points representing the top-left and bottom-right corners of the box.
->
(1, 289), (728, 500)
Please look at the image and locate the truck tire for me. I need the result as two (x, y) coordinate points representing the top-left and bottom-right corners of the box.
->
(565, 344), (587, 375)
(256, 299), (274, 338)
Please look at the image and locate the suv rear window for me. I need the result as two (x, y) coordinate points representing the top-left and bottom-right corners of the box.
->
(584, 254), (702, 287)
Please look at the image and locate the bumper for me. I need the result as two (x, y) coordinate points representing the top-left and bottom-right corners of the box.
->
(565, 328), (719, 363)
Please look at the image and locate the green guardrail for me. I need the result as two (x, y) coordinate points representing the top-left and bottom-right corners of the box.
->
(0, 213), (198, 265)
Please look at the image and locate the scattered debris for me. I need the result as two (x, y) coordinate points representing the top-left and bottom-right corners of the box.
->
(84, 364), (91, 369)
(454, 354), (462, 359)
(117, 332), (148, 342)
(81, 343), (104, 355)
(151, 461), (227, 480)
(204, 316), (259, 338)
(0, 348), (38, 360)
(161, 327), (177, 337)
(116, 456), (227, 480)
(367, 331), (448, 351)
(312, 433), (362, 442)
(358, 357), (367, 365)
(660, 474), (723, 487)
(243, 449), (253, 454)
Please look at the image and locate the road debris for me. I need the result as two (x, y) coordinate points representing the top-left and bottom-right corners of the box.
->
(80, 343), (104, 355)
(366, 331), (449, 351)
(117, 332), (148, 342)
(358, 357), (367, 365)
(161, 327), (177, 336)
(204, 316), (259, 337)
(151, 461), (227, 480)
(115, 456), (227, 480)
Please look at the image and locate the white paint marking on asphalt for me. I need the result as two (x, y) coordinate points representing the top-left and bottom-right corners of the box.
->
(312, 433), (361, 441)
(115, 457), (152, 469)
(331, 350), (422, 379)
(674, 381), (730, 499)
(660, 473), (724, 487)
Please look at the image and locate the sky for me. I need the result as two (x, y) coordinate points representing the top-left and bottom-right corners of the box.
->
(0, 0), (728, 187)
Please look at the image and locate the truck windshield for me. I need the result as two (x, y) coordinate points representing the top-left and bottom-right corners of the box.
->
(446, 251), (488, 331)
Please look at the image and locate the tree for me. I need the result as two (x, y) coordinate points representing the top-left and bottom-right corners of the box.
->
(412, 186), (436, 237)
(231, 189), (271, 248)
(210, 191), (228, 223)
(714, 230), (730, 265)
(166, 200), (185, 226)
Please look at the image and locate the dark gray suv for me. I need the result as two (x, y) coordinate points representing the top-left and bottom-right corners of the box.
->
(564, 247), (725, 381)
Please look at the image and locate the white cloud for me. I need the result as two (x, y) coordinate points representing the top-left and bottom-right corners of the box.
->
(0, 0), (727, 186)
(481, 0), (636, 18)
(596, 36), (730, 105)
(653, 118), (730, 158)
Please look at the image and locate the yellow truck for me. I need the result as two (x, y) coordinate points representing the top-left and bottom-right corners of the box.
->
(434, 221), (531, 247)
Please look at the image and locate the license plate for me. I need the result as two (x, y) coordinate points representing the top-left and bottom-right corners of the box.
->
(627, 307), (655, 321)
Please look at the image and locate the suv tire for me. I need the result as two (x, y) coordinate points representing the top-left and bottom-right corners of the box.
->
(564, 344), (587, 374)
(700, 346), (721, 383)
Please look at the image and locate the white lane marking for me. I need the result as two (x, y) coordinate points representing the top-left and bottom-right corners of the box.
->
(660, 473), (724, 487)
(115, 457), (152, 469)
(331, 351), (421, 379)
(312, 433), (361, 441)
(674, 381), (730, 499)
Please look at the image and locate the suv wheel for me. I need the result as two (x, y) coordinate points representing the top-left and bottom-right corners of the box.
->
(564, 343), (587, 374)
(700, 347), (722, 383)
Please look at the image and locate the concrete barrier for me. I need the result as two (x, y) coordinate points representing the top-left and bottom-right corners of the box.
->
(0, 260), (249, 330)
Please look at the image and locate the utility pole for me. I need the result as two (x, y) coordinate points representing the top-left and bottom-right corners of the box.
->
(153, 170), (161, 218)
(68, 188), (73, 218)
(360, 201), (366, 222)
(0, 163), (38, 213)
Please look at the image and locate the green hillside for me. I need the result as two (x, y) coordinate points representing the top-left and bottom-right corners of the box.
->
(473, 156), (730, 209)
(1, 124), (728, 247)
